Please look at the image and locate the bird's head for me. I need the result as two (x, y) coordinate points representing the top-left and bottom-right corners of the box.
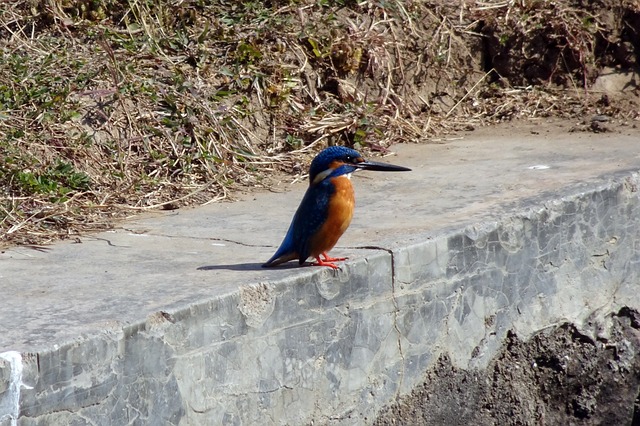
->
(308, 146), (411, 185)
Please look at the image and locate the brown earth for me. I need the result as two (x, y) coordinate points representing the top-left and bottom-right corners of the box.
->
(374, 308), (640, 426)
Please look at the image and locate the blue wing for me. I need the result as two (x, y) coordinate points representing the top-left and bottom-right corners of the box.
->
(263, 180), (333, 267)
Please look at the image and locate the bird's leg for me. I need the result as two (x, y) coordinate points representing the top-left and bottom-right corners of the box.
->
(311, 256), (339, 269)
(311, 256), (340, 269)
(310, 252), (348, 269)
(320, 252), (347, 262)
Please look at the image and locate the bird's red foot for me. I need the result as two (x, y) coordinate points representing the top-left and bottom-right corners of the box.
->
(311, 258), (339, 269)
(310, 252), (347, 269)
(320, 252), (347, 262)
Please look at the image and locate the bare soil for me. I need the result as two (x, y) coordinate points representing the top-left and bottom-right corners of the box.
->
(374, 308), (640, 426)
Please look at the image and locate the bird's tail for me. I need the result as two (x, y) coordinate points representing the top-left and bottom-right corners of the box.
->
(262, 219), (299, 267)
(262, 249), (298, 267)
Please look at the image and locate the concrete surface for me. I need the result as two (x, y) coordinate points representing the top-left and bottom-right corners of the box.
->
(1, 119), (640, 424)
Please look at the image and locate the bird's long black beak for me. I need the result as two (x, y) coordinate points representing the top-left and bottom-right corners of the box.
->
(355, 160), (411, 172)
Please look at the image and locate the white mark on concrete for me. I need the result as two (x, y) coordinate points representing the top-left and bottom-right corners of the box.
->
(0, 351), (32, 426)
(211, 243), (226, 247)
(238, 283), (275, 328)
(528, 165), (550, 170)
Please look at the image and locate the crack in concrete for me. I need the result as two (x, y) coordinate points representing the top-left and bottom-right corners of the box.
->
(213, 384), (294, 399)
(351, 245), (406, 398)
(209, 237), (271, 248)
(88, 237), (130, 248)
(121, 228), (271, 248)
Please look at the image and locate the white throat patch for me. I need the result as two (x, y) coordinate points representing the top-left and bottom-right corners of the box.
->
(312, 169), (354, 185)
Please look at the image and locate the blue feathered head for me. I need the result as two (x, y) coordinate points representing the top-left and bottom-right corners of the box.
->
(308, 146), (363, 185)
(307, 146), (411, 185)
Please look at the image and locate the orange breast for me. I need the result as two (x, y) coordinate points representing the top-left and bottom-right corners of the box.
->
(308, 175), (355, 257)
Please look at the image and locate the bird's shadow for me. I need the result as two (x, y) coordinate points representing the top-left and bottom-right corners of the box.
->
(197, 262), (302, 271)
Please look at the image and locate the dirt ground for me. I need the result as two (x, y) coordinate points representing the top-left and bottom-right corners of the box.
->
(374, 308), (640, 426)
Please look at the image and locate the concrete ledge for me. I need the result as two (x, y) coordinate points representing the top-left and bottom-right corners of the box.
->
(2, 124), (640, 424)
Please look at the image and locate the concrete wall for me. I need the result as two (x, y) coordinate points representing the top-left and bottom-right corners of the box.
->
(2, 172), (640, 425)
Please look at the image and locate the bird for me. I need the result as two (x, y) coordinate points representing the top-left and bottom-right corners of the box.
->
(263, 146), (411, 269)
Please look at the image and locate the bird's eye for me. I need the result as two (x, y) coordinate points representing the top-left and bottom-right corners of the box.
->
(345, 155), (354, 163)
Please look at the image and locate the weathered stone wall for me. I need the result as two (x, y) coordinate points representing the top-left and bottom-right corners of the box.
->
(2, 172), (639, 425)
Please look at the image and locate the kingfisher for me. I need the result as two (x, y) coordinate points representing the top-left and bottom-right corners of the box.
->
(263, 146), (411, 269)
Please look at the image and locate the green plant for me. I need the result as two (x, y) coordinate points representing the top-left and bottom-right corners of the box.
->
(16, 161), (91, 200)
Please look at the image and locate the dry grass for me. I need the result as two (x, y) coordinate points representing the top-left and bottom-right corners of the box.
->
(1, 0), (638, 248)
